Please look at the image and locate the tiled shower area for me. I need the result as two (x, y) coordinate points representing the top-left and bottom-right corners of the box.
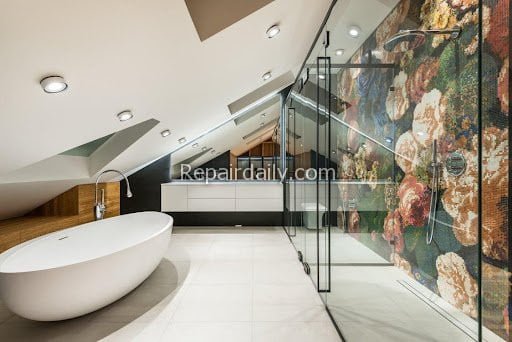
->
(283, 0), (510, 341)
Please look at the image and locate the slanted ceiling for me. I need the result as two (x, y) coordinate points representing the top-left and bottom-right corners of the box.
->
(185, 0), (274, 41)
(0, 0), (400, 220)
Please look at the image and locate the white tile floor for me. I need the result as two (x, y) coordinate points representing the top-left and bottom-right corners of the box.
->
(289, 227), (495, 341)
(0, 227), (341, 342)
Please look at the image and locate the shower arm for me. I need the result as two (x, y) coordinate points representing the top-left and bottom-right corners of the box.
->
(399, 27), (461, 37)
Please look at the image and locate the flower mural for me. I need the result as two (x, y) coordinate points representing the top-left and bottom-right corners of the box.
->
(333, 0), (509, 338)
(348, 210), (360, 234)
(397, 175), (430, 227)
(487, 0), (509, 60)
(448, 0), (478, 9)
(395, 131), (420, 175)
(406, 58), (440, 103)
(482, 127), (509, 261)
(386, 71), (410, 120)
(340, 153), (356, 179)
(436, 252), (478, 318)
(420, 0), (458, 47)
(412, 89), (446, 148)
(383, 210), (404, 252)
(498, 60), (509, 115)
(391, 252), (413, 277)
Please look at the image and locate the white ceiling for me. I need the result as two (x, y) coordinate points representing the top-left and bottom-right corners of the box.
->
(0, 0), (398, 220)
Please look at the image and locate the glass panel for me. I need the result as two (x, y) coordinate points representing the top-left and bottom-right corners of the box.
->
(321, 0), (482, 340)
(480, 0), (510, 341)
(282, 0), (488, 341)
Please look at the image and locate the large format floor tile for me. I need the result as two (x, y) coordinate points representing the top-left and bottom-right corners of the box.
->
(0, 227), (340, 341)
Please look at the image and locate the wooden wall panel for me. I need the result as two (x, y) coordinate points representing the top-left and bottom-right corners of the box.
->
(0, 182), (120, 253)
(29, 186), (79, 216)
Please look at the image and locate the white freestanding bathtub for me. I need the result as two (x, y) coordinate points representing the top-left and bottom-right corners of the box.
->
(0, 211), (173, 321)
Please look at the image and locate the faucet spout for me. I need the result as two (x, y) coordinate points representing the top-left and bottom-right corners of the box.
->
(94, 169), (133, 220)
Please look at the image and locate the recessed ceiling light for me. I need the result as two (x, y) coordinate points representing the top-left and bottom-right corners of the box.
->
(40, 76), (67, 93)
(318, 74), (326, 80)
(266, 24), (280, 38)
(117, 110), (133, 122)
(348, 25), (361, 38)
(178, 137), (187, 144)
(202, 147), (207, 151)
(335, 49), (345, 56)
(261, 113), (267, 117)
(385, 137), (393, 144)
(192, 143), (199, 148)
(160, 129), (171, 137)
(262, 72), (272, 81)
(260, 122), (265, 127)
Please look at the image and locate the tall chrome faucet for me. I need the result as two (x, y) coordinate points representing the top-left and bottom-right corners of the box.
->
(94, 169), (133, 220)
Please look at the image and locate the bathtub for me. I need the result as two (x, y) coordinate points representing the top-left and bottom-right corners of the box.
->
(0, 211), (173, 321)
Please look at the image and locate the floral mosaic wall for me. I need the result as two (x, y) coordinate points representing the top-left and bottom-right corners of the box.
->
(335, 0), (509, 338)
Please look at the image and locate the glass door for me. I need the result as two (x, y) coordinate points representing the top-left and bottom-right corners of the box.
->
(321, 1), (482, 340)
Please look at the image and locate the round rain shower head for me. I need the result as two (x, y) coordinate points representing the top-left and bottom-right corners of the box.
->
(383, 26), (461, 52)
(383, 30), (426, 52)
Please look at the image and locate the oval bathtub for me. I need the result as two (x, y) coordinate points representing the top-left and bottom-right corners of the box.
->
(0, 211), (173, 321)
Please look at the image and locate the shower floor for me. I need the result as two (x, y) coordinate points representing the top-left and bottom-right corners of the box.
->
(291, 227), (505, 342)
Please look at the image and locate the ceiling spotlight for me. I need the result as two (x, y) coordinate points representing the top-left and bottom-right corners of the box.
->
(117, 110), (133, 122)
(192, 143), (199, 148)
(266, 24), (280, 38)
(260, 122), (265, 127)
(348, 25), (361, 38)
(202, 147), (207, 151)
(178, 137), (187, 144)
(40, 76), (68, 93)
(160, 129), (171, 137)
(262, 72), (272, 81)
(261, 113), (267, 117)
(318, 74), (326, 80)
(335, 49), (345, 56)
(385, 137), (393, 144)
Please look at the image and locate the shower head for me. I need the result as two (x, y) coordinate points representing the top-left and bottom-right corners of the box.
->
(383, 26), (461, 52)
(383, 30), (426, 52)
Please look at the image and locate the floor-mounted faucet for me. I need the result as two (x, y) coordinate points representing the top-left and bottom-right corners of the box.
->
(94, 169), (133, 220)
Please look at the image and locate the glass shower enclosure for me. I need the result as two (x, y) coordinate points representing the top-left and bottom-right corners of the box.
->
(283, 0), (509, 341)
